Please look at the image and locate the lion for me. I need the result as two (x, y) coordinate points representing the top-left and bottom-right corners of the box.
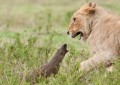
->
(67, 3), (120, 72)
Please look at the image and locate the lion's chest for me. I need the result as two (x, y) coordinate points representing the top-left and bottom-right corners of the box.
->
(88, 26), (120, 54)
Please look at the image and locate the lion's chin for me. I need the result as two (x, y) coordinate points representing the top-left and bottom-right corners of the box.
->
(79, 37), (87, 43)
(79, 36), (85, 41)
(79, 36), (83, 40)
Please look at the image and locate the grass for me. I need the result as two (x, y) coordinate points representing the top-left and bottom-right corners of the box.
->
(0, 0), (120, 85)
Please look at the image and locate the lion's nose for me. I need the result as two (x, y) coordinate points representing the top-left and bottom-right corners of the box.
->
(67, 31), (69, 35)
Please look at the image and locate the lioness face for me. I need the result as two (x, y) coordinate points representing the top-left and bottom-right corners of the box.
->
(67, 3), (96, 41)
(67, 12), (85, 38)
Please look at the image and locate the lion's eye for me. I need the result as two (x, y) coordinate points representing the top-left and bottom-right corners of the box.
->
(73, 18), (76, 22)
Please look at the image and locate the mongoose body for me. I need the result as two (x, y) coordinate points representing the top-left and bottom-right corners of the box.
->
(26, 44), (68, 84)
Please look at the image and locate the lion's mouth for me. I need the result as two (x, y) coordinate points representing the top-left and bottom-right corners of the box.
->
(71, 31), (83, 39)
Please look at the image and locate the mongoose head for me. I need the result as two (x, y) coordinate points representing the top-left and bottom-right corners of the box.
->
(57, 44), (68, 55)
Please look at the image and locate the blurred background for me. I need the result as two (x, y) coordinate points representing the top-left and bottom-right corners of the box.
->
(0, 0), (120, 85)
(0, 0), (120, 32)
(0, 0), (120, 47)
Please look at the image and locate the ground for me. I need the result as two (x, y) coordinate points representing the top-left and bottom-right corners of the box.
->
(0, 0), (120, 85)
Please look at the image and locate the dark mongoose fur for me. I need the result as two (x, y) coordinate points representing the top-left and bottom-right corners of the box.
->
(26, 44), (68, 84)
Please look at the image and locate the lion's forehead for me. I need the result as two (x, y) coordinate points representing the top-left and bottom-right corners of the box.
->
(73, 12), (81, 18)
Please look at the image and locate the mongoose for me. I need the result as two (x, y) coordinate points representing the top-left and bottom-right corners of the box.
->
(26, 44), (68, 84)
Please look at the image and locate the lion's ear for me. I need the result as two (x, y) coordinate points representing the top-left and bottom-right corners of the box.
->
(87, 3), (96, 14)
(80, 3), (96, 15)
(88, 3), (96, 8)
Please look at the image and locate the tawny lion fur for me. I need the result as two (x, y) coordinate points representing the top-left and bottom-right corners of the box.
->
(67, 3), (120, 72)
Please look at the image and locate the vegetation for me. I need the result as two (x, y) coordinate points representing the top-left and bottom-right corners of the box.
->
(0, 0), (120, 85)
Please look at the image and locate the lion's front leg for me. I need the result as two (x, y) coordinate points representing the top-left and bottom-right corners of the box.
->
(80, 50), (118, 72)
